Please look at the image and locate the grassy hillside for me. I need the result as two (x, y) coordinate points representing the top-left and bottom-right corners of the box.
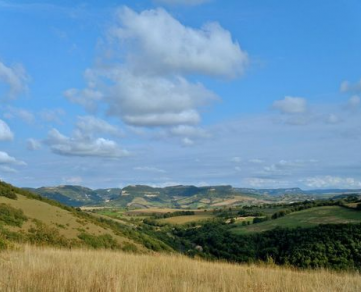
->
(0, 181), (170, 252)
(1, 246), (360, 292)
(233, 206), (361, 234)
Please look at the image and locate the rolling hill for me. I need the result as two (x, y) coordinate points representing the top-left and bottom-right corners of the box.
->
(0, 181), (169, 252)
(25, 184), (347, 209)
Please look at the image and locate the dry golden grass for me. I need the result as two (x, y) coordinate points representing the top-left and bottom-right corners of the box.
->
(1, 246), (360, 292)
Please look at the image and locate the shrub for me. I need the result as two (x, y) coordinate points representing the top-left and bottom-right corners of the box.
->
(0, 204), (28, 227)
(78, 233), (120, 250)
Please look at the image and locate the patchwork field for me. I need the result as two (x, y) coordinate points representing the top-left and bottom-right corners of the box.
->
(233, 206), (361, 234)
(1, 246), (360, 292)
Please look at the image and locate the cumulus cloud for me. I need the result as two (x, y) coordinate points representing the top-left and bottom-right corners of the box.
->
(0, 60), (29, 99)
(154, 0), (210, 6)
(66, 7), (247, 131)
(75, 116), (123, 137)
(0, 119), (13, 141)
(273, 96), (307, 114)
(107, 73), (215, 127)
(27, 138), (41, 151)
(302, 176), (361, 189)
(154, 125), (211, 145)
(46, 128), (129, 158)
(0, 151), (26, 166)
(112, 7), (248, 77)
(64, 88), (103, 113)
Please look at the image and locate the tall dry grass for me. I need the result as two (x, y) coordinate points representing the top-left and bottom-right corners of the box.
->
(0, 246), (360, 292)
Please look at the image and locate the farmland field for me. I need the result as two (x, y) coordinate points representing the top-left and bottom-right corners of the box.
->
(158, 214), (215, 225)
(233, 206), (361, 234)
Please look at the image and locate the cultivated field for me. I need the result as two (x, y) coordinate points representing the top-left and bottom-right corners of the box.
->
(158, 214), (214, 225)
(233, 206), (361, 234)
(1, 246), (360, 292)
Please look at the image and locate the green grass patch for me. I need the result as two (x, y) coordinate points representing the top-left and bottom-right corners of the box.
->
(158, 214), (215, 225)
(232, 206), (361, 234)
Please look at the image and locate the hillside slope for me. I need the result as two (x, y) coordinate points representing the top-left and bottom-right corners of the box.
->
(0, 181), (168, 252)
(1, 246), (360, 292)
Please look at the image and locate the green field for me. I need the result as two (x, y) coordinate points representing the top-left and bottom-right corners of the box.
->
(232, 206), (361, 234)
(158, 214), (215, 225)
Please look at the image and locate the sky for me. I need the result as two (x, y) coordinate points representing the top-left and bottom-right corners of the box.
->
(0, 0), (361, 189)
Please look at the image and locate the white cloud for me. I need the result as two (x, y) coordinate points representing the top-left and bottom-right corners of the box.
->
(27, 138), (42, 151)
(0, 60), (29, 99)
(64, 88), (103, 113)
(107, 73), (214, 126)
(66, 7), (247, 129)
(302, 176), (361, 189)
(67, 69), (216, 128)
(0, 151), (26, 165)
(75, 116), (123, 137)
(46, 128), (129, 158)
(0, 119), (13, 141)
(154, 0), (210, 6)
(273, 96), (307, 114)
(112, 7), (248, 77)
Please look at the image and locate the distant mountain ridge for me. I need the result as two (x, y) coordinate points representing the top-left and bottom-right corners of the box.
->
(26, 184), (361, 208)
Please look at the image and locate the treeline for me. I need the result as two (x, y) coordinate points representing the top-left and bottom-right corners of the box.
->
(174, 222), (361, 271)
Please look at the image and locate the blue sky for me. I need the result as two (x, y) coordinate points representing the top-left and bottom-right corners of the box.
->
(1, 0), (361, 189)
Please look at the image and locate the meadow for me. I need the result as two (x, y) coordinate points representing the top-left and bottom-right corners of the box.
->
(233, 206), (361, 234)
(158, 214), (214, 225)
(1, 246), (360, 292)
